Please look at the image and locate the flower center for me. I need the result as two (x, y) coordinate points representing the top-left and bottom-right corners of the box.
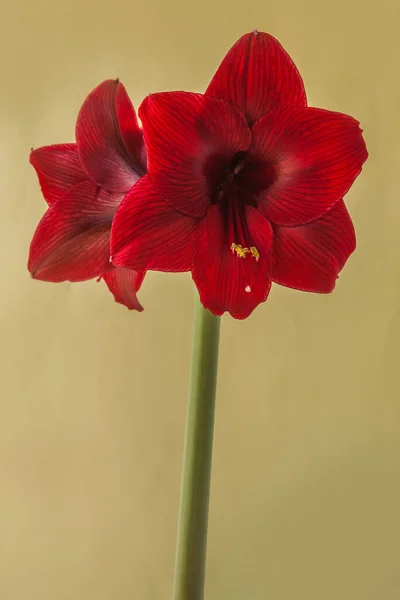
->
(208, 151), (275, 260)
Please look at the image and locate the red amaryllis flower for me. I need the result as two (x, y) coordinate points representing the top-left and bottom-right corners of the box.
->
(111, 31), (368, 319)
(28, 79), (146, 311)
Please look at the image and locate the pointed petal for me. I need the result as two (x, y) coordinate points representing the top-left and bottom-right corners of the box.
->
(139, 92), (252, 217)
(30, 144), (87, 204)
(205, 31), (307, 125)
(111, 175), (197, 272)
(192, 205), (273, 319)
(76, 79), (145, 192)
(272, 199), (356, 292)
(102, 267), (145, 311)
(28, 181), (116, 282)
(251, 106), (368, 226)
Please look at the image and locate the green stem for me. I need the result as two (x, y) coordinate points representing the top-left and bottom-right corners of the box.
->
(172, 297), (221, 600)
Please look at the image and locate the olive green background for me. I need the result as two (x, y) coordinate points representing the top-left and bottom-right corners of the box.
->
(1, 0), (399, 598)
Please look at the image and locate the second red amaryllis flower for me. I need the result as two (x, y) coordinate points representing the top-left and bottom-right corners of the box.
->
(111, 31), (368, 319)
(28, 79), (146, 311)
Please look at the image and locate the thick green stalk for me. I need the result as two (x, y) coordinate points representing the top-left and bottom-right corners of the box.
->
(172, 297), (221, 600)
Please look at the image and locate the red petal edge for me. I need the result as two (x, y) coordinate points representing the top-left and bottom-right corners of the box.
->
(28, 181), (115, 282)
(76, 79), (145, 192)
(115, 84), (147, 173)
(30, 144), (87, 205)
(205, 31), (307, 125)
(102, 267), (145, 311)
(272, 199), (356, 292)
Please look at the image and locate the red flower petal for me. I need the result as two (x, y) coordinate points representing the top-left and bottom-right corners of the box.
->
(30, 144), (87, 205)
(139, 92), (252, 217)
(192, 205), (273, 319)
(272, 199), (356, 292)
(251, 106), (368, 226)
(76, 80), (145, 193)
(111, 176), (197, 272)
(205, 31), (307, 126)
(102, 267), (145, 311)
(115, 84), (147, 174)
(28, 181), (118, 282)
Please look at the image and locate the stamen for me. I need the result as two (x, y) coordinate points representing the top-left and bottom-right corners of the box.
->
(231, 243), (260, 260)
(250, 247), (259, 261)
(230, 243), (249, 258)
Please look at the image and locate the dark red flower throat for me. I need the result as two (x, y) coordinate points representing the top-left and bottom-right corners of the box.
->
(208, 149), (277, 262)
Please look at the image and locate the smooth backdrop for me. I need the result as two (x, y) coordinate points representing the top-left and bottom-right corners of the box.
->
(1, 0), (400, 598)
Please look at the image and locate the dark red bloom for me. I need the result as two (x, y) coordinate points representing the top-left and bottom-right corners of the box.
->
(111, 31), (368, 319)
(28, 80), (146, 311)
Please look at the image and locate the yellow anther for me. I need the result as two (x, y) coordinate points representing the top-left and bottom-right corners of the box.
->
(230, 243), (249, 258)
(250, 246), (260, 261)
(230, 243), (260, 261)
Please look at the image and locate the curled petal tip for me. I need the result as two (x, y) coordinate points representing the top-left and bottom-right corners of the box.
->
(102, 267), (145, 311)
(76, 78), (144, 191)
